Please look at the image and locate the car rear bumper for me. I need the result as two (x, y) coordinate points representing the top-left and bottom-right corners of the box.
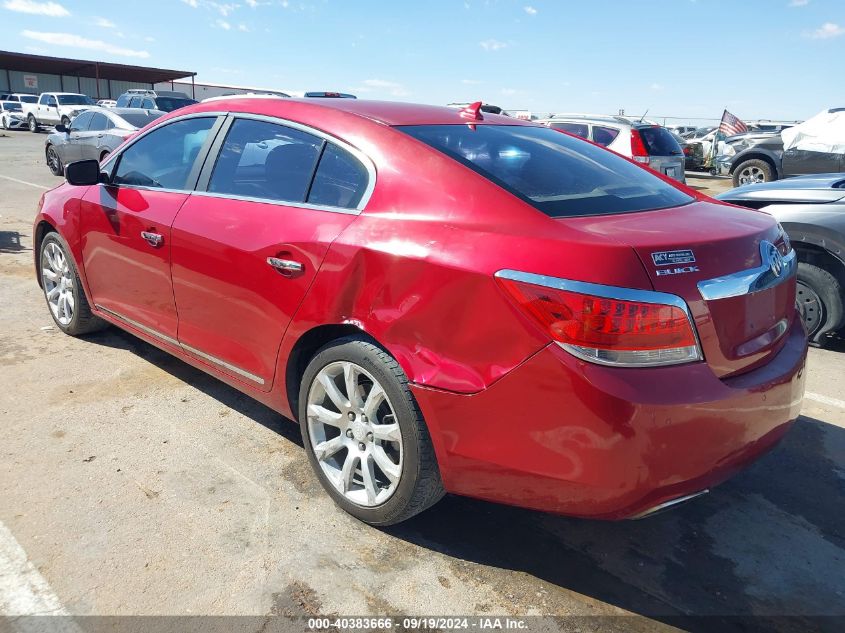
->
(412, 316), (807, 519)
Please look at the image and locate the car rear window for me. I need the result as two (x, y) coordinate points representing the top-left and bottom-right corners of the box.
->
(154, 97), (198, 112)
(548, 122), (588, 139)
(398, 124), (693, 218)
(638, 126), (683, 156)
(119, 112), (163, 128)
(592, 125), (620, 146)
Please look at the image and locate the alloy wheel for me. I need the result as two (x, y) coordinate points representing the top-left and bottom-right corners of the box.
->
(797, 280), (823, 337)
(306, 361), (403, 507)
(47, 147), (61, 175)
(738, 165), (766, 185)
(41, 241), (74, 326)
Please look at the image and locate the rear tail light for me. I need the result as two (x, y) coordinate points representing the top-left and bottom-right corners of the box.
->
(495, 271), (702, 367)
(630, 129), (650, 164)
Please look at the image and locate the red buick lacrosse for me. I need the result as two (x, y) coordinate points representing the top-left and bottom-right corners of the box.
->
(33, 98), (807, 525)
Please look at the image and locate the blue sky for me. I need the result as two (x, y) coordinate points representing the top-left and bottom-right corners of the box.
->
(2, 0), (844, 123)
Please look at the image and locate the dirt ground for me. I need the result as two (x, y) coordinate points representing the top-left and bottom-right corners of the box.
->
(0, 129), (843, 633)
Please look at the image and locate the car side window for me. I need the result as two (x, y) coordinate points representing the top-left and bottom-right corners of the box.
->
(307, 144), (369, 209)
(592, 125), (620, 147)
(207, 118), (323, 203)
(116, 95), (130, 107)
(113, 117), (216, 190)
(128, 97), (142, 108)
(39, 94), (49, 105)
(69, 112), (94, 132)
(142, 98), (155, 109)
(88, 113), (110, 132)
(550, 122), (589, 139)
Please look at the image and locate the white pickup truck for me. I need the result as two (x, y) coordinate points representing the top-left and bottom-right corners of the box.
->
(21, 92), (95, 132)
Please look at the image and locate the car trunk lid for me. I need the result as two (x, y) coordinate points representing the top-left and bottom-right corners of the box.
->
(561, 200), (797, 377)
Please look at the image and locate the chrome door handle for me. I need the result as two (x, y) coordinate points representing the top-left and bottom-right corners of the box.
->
(267, 257), (303, 273)
(141, 231), (163, 247)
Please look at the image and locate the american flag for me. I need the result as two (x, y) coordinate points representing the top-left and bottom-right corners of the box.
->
(719, 109), (748, 136)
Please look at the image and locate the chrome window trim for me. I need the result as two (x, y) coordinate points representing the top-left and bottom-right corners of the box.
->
(494, 269), (704, 365)
(95, 304), (265, 386)
(199, 112), (376, 213)
(697, 241), (797, 301)
(189, 190), (360, 215)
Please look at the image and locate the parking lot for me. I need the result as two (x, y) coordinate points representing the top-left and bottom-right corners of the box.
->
(0, 128), (843, 631)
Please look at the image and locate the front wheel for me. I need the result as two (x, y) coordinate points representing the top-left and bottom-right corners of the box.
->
(797, 262), (844, 347)
(1, 116), (6, 130)
(61, 116), (71, 128)
(28, 115), (39, 133)
(39, 233), (107, 336)
(732, 159), (774, 187)
(298, 337), (444, 525)
(46, 145), (63, 176)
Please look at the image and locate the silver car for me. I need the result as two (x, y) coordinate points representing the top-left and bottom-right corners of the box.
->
(44, 107), (164, 176)
(536, 114), (686, 183)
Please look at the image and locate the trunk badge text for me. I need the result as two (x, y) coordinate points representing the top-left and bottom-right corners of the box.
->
(652, 249), (696, 266)
(656, 265), (700, 277)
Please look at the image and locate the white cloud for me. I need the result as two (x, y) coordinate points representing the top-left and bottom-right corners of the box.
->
(357, 79), (410, 97)
(182, 0), (198, 6)
(245, 0), (257, 5)
(215, 18), (231, 29)
(94, 16), (115, 28)
(461, 79), (483, 85)
(21, 29), (150, 58)
(2, 0), (68, 16)
(807, 22), (844, 39)
(501, 88), (517, 96)
(480, 38), (507, 51)
(238, 22), (249, 31)
(789, 0), (809, 6)
(212, 2), (238, 16)
(650, 82), (664, 91)
(524, 5), (537, 15)
(144, 36), (155, 42)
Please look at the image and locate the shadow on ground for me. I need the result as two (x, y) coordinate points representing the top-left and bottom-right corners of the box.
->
(0, 230), (25, 253)
(87, 327), (844, 632)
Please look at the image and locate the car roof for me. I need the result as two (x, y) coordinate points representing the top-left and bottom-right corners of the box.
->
(180, 97), (532, 127)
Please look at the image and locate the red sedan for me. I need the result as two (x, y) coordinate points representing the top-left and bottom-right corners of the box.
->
(33, 98), (807, 525)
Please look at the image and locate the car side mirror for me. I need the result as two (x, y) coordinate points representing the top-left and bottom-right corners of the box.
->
(55, 124), (68, 133)
(65, 159), (103, 186)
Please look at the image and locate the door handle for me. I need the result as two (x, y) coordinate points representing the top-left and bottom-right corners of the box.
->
(267, 257), (303, 274)
(141, 231), (163, 247)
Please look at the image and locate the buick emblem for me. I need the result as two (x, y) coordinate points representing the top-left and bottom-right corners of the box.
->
(763, 241), (784, 276)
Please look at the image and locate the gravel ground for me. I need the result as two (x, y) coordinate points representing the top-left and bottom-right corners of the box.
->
(0, 129), (843, 632)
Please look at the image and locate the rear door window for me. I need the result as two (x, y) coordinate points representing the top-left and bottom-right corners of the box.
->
(69, 111), (93, 132)
(307, 144), (369, 209)
(592, 125), (620, 147)
(637, 126), (683, 156)
(128, 97), (142, 108)
(88, 113), (110, 131)
(548, 122), (588, 139)
(207, 118), (323, 203)
(116, 94), (130, 107)
(399, 124), (693, 218)
(142, 98), (155, 109)
(113, 116), (216, 190)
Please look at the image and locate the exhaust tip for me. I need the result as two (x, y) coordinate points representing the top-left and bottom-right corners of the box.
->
(629, 489), (709, 520)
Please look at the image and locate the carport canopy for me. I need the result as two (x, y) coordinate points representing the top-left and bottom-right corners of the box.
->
(0, 50), (194, 86)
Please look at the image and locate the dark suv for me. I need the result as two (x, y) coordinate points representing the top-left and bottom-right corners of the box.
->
(115, 90), (197, 113)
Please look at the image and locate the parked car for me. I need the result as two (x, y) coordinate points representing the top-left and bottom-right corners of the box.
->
(21, 92), (95, 132)
(0, 101), (27, 130)
(718, 174), (845, 345)
(718, 109), (845, 186)
(34, 99), (806, 525)
(0, 92), (37, 104)
(667, 125), (697, 136)
(537, 114), (686, 182)
(96, 99), (117, 108)
(115, 89), (197, 112)
(44, 107), (164, 176)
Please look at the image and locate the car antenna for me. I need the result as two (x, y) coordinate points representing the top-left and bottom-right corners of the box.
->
(639, 109), (649, 122)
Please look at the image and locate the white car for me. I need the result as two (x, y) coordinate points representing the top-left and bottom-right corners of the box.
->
(0, 93), (38, 105)
(96, 99), (117, 108)
(536, 114), (687, 183)
(0, 101), (27, 130)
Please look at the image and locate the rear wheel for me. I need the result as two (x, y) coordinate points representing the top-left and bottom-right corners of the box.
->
(797, 262), (844, 347)
(46, 145), (63, 176)
(732, 159), (773, 187)
(298, 337), (444, 525)
(39, 232), (107, 336)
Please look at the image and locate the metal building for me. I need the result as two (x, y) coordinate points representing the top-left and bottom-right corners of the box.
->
(0, 50), (195, 100)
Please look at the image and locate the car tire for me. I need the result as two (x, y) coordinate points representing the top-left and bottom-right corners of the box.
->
(732, 159), (774, 187)
(39, 232), (108, 336)
(28, 115), (39, 133)
(46, 145), (64, 176)
(796, 262), (844, 347)
(61, 116), (71, 128)
(100, 150), (110, 162)
(1, 116), (6, 130)
(298, 336), (445, 526)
